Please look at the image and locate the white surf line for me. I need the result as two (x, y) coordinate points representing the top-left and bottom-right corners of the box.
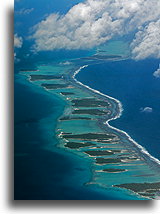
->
(72, 65), (160, 166)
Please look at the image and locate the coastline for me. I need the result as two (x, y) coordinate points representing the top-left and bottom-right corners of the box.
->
(15, 73), (121, 200)
(72, 65), (160, 168)
(62, 60), (160, 199)
(19, 58), (160, 200)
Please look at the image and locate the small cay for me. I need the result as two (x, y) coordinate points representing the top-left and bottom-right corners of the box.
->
(30, 74), (62, 81)
(21, 61), (160, 200)
(71, 98), (109, 107)
(41, 83), (70, 89)
(65, 142), (95, 149)
(72, 109), (109, 115)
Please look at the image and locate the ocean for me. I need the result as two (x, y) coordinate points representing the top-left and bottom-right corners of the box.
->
(77, 58), (160, 161)
(14, 74), (98, 199)
(15, 59), (140, 200)
(14, 0), (160, 201)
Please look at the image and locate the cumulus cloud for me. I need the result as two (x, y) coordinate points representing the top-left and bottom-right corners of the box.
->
(31, 0), (160, 59)
(153, 64), (160, 78)
(140, 107), (153, 113)
(14, 34), (23, 48)
(14, 53), (20, 63)
(131, 20), (160, 60)
(15, 8), (34, 15)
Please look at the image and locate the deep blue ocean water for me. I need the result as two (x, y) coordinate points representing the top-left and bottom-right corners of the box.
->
(77, 59), (160, 160)
(14, 52), (139, 199)
(14, 72), (138, 200)
(14, 75), (114, 199)
(14, 0), (143, 200)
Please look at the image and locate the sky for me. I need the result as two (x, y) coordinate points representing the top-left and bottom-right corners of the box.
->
(14, 0), (160, 60)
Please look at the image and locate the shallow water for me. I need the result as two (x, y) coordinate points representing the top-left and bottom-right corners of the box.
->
(14, 70), (138, 199)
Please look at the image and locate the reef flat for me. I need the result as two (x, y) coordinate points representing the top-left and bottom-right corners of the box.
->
(114, 182), (160, 198)
(20, 60), (160, 200)
(81, 54), (122, 61)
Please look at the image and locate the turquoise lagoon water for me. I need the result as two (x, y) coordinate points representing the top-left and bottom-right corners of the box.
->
(15, 62), (140, 200)
(14, 0), (147, 201)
